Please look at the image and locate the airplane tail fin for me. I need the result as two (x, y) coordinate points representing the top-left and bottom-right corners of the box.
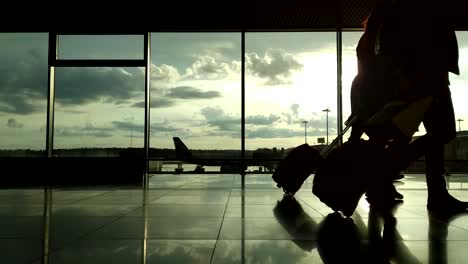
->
(173, 137), (192, 160)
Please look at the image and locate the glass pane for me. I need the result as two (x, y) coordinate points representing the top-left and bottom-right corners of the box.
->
(246, 32), (337, 174)
(54, 67), (144, 153)
(150, 33), (241, 174)
(58, 35), (144, 60)
(147, 33), (241, 247)
(0, 33), (48, 156)
(51, 64), (145, 260)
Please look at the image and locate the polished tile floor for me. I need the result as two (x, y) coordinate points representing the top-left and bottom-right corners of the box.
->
(3, 173), (468, 264)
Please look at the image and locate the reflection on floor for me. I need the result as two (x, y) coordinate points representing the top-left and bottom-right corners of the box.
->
(2, 173), (468, 263)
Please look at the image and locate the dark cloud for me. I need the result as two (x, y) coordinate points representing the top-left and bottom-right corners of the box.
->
(151, 120), (191, 136)
(132, 97), (176, 108)
(246, 127), (303, 138)
(246, 49), (303, 85)
(0, 49), (148, 115)
(200, 107), (240, 132)
(166, 86), (221, 99)
(246, 114), (281, 125)
(112, 121), (144, 134)
(6, 118), (24, 128)
(0, 50), (48, 114)
(55, 67), (144, 106)
(55, 125), (114, 138)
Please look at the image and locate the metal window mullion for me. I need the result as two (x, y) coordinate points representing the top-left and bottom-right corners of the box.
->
(241, 30), (246, 264)
(142, 32), (151, 264)
(143, 32), (151, 189)
(241, 31), (245, 188)
(43, 32), (58, 264)
(53, 59), (146, 67)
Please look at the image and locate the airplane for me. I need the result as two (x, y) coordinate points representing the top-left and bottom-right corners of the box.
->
(173, 137), (283, 173)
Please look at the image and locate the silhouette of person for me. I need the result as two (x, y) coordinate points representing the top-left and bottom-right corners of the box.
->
(349, 0), (468, 213)
(347, 0), (404, 204)
(376, 0), (468, 213)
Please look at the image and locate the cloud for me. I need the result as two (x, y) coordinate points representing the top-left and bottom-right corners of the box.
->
(151, 64), (181, 83)
(165, 86), (221, 99)
(6, 118), (24, 128)
(184, 55), (238, 80)
(131, 97), (176, 108)
(291, 104), (300, 117)
(246, 114), (281, 125)
(246, 49), (303, 85)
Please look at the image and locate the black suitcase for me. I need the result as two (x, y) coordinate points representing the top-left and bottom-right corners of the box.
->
(272, 143), (323, 195)
(312, 139), (377, 217)
(273, 115), (359, 196)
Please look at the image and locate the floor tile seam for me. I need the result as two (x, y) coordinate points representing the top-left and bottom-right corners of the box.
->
(296, 197), (327, 217)
(209, 177), (236, 264)
(54, 190), (116, 204)
(148, 178), (199, 202)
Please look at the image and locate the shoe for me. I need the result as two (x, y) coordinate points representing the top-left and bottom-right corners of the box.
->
(427, 193), (468, 214)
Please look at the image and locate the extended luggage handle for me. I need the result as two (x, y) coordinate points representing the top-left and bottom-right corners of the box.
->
(320, 113), (360, 158)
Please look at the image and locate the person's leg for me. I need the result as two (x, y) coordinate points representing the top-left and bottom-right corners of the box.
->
(423, 90), (468, 212)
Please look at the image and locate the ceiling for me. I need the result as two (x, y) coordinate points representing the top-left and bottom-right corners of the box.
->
(3, 0), (468, 32)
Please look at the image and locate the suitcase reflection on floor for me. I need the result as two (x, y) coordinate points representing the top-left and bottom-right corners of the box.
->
(273, 196), (318, 251)
(273, 197), (422, 263)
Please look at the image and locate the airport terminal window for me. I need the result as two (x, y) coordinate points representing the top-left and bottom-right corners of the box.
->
(0, 33), (48, 157)
(149, 33), (241, 173)
(53, 67), (145, 156)
(245, 32), (337, 173)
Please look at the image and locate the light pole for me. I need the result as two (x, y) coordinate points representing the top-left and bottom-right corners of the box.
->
(457, 119), (464, 132)
(322, 108), (330, 145)
(302, 121), (308, 144)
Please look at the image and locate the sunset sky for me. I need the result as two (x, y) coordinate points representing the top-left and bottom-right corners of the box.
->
(1, 32), (468, 151)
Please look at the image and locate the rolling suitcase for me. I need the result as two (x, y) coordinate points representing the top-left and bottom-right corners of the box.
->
(272, 143), (323, 195)
(312, 97), (433, 217)
(312, 139), (377, 217)
(273, 115), (359, 196)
